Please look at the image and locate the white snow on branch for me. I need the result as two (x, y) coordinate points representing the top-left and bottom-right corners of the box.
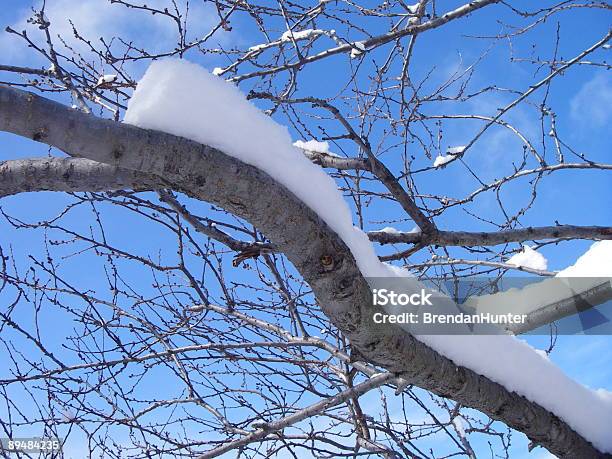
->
(452, 416), (467, 438)
(293, 139), (339, 156)
(247, 43), (268, 52)
(350, 41), (367, 58)
(377, 226), (420, 235)
(281, 28), (324, 42)
(557, 240), (612, 276)
(447, 145), (466, 154)
(433, 154), (455, 168)
(506, 245), (548, 271)
(378, 226), (401, 235)
(405, 3), (420, 14)
(96, 74), (117, 85)
(124, 60), (612, 453)
(466, 239), (611, 330)
(248, 29), (325, 52)
(124, 60), (395, 280)
(433, 146), (466, 168)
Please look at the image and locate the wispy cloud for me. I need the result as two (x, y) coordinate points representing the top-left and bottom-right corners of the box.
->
(570, 72), (612, 128)
(0, 0), (230, 67)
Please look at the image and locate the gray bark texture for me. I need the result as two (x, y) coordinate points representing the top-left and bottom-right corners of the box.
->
(0, 157), (160, 197)
(369, 226), (612, 246)
(0, 85), (609, 458)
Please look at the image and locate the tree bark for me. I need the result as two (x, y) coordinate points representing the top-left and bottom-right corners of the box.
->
(369, 226), (612, 246)
(0, 157), (160, 197)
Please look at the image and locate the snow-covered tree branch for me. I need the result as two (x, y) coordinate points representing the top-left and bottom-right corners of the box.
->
(1, 1), (611, 458)
(2, 81), (611, 457)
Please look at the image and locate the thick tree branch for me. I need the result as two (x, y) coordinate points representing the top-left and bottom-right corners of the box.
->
(369, 226), (612, 246)
(0, 158), (275, 259)
(0, 156), (161, 197)
(0, 86), (609, 458)
(4, 160), (607, 250)
(2, 157), (607, 247)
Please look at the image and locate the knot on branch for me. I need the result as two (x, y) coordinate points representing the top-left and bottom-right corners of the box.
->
(320, 254), (335, 270)
(251, 421), (271, 431)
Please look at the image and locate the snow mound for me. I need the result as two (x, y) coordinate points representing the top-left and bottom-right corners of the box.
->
(558, 240), (612, 276)
(124, 60), (612, 453)
(507, 245), (548, 271)
(124, 59), (397, 279)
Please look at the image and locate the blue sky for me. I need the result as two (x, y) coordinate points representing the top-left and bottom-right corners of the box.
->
(0, 1), (611, 458)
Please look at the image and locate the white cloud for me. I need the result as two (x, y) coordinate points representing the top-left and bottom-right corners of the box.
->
(459, 93), (539, 176)
(0, 0), (229, 66)
(570, 73), (612, 128)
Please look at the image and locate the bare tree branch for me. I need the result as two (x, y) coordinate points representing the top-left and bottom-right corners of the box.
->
(369, 225), (612, 246)
(197, 373), (395, 459)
